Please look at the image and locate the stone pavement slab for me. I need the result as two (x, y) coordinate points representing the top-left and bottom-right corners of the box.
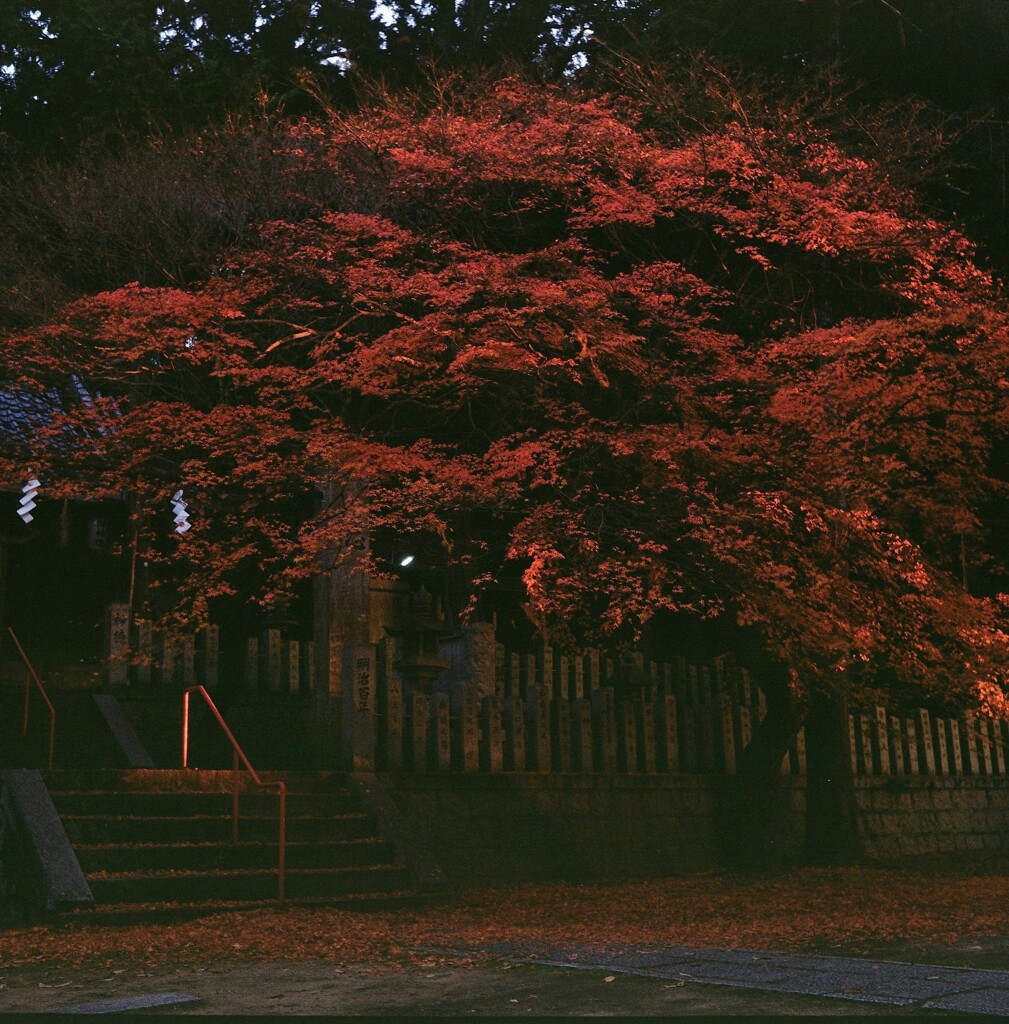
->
(438, 941), (1009, 1014)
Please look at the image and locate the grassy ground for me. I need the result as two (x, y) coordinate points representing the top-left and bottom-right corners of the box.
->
(4, 863), (1009, 973)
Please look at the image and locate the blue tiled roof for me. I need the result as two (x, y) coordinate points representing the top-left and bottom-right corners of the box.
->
(0, 376), (94, 441)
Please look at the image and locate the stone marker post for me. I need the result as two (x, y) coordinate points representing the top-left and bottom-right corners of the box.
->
(904, 718), (919, 775)
(718, 695), (735, 775)
(409, 693), (430, 772)
(526, 687), (551, 772)
(617, 700), (637, 772)
(874, 707), (890, 775)
(504, 695), (526, 771)
(159, 634), (177, 688)
(181, 634), (196, 688)
(482, 695), (504, 772)
(890, 716), (905, 774)
(935, 718), (950, 776)
(245, 637), (259, 691)
(638, 699), (656, 774)
(592, 688), (617, 772)
(264, 628), (282, 693)
(135, 619), (152, 686)
(384, 663), (404, 772)
(962, 712), (980, 774)
(656, 692), (679, 772)
(431, 692), (451, 772)
(341, 645), (376, 769)
(551, 700), (572, 771)
(918, 709), (936, 774)
(949, 719), (963, 775)
(200, 625), (219, 690)
(572, 699), (594, 771)
(458, 683), (480, 772)
(286, 640), (301, 695)
(104, 603), (130, 687)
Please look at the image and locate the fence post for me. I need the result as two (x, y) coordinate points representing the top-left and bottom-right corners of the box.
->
(482, 695), (504, 772)
(592, 688), (617, 772)
(572, 699), (594, 771)
(656, 692), (679, 772)
(245, 637), (259, 692)
(431, 692), (451, 772)
(874, 707), (890, 775)
(504, 696), (526, 771)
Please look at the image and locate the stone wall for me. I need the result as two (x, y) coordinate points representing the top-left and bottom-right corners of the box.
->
(382, 773), (805, 883)
(381, 773), (1009, 884)
(856, 777), (1009, 860)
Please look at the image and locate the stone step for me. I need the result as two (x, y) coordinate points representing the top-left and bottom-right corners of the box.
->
(87, 863), (413, 903)
(60, 812), (378, 844)
(48, 790), (358, 817)
(75, 837), (395, 873)
(63, 890), (438, 924)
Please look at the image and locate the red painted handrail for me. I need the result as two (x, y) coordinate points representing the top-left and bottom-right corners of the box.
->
(182, 685), (286, 903)
(8, 627), (55, 770)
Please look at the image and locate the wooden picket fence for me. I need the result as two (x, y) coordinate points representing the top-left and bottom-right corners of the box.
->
(104, 603), (1009, 779)
(371, 636), (1009, 778)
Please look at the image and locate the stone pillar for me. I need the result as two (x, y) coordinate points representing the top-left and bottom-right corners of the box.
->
(438, 621), (497, 703)
(718, 695), (735, 775)
(286, 640), (301, 695)
(904, 717), (919, 775)
(994, 721), (1007, 775)
(159, 634), (177, 688)
(303, 640), (316, 693)
(656, 692), (679, 772)
(264, 628), (282, 693)
(482, 695), (504, 772)
(618, 700), (637, 772)
(180, 634), (196, 688)
(557, 655), (570, 702)
(457, 682), (480, 772)
(890, 716), (905, 774)
(874, 707), (890, 775)
(934, 718), (950, 776)
(917, 709), (936, 774)
(383, 657), (404, 772)
(962, 712), (980, 774)
(409, 693), (430, 772)
(572, 699), (594, 771)
(200, 624), (219, 690)
(104, 603), (130, 687)
(504, 695), (526, 771)
(593, 688), (617, 772)
(551, 700), (572, 771)
(135, 619), (152, 687)
(858, 714), (874, 775)
(526, 687), (551, 772)
(949, 719), (963, 775)
(341, 645), (376, 769)
(245, 637), (259, 692)
(638, 699), (656, 774)
(979, 717), (994, 775)
(431, 692), (451, 772)
(680, 704), (698, 773)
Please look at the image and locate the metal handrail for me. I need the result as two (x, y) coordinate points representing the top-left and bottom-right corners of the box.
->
(182, 685), (286, 903)
(7, 627), (55, 770)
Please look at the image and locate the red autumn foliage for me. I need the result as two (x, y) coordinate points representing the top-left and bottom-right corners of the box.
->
(5, 77), (1009, 714)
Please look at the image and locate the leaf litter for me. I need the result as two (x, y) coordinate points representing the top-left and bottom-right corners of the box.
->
(1, 867), (1007, 973)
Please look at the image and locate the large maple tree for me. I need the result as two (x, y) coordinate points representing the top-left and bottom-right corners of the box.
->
(7, 76), (1009, 860)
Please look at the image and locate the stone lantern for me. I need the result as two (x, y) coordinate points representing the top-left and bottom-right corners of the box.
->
(385, 585), (452, 694)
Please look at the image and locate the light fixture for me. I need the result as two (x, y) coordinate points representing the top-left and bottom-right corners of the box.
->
(399, 554), (415, 567)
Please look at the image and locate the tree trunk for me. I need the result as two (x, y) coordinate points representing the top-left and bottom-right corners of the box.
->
(802, 689), (863, 864)
(725, 660), (803, 871)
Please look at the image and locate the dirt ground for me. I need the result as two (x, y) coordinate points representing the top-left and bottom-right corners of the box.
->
(6, 866), (1009, 1016)
(0, 957), (933, 1016)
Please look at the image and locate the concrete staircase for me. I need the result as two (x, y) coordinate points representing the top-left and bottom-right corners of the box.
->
(44, 769), (423, 915)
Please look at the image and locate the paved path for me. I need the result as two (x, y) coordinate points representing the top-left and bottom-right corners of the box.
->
(435, 941), (1009, 1015)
